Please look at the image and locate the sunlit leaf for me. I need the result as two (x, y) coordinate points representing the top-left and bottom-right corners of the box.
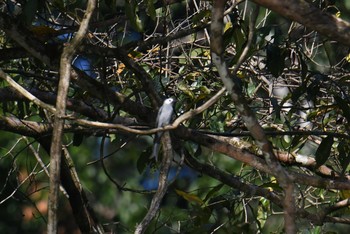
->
(175, 189), (204, 205)
(178, 82), (195, 99)
(346, 53), (350, 63)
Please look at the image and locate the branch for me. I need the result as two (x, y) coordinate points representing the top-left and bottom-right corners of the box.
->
(185, 153), (350, 225)
(135, 132), (174, 234)
(210, 1), (296, 232)
(0, 70), (56, 113)
(37, 137), (104, 233)
(48, 1), (96, 233)
(0, 13), (52, 65)
(1, 114), (350, 192)
(176, 127), (350, 190)
(251, 0), (350, 46)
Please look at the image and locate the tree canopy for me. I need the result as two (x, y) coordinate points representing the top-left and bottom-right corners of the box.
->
(1, 0), (350, 233)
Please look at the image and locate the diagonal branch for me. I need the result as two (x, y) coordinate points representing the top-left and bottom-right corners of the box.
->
(0, 70), (56, 113)
(210, 1), (296, 233)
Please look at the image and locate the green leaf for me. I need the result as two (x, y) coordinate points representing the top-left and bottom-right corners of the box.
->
(337, 141), (350, 174)
(21, 0), (39, 25)
(125, 0), (143, 32)
(137, 149), (151, 174)
(203, 184), (224, 203)
(178, 81), (194, 99)
(192, 9), (211, 24)
(334, 96), (350, 125)
(315, 136), (334, 167)
(146, 0), (156, 21)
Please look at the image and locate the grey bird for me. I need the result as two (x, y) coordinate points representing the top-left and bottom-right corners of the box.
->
(151, 98), (175, 161)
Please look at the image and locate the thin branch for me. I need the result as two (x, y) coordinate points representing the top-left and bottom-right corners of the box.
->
(24, 137), (68, 197)
(68, 86), (226, 134)
(0, 70), (56, 113)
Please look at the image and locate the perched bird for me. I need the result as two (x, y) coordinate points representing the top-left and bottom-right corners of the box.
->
(152, 98), (175, 161)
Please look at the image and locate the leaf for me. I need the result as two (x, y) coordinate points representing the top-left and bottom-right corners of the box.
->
(334, 96), (350, 125)
(137, 150), (151, 174)
(315, 136), (334, 167)
(178, 82), (194, 99)
(203, 184), (224, 203)
(266, 43), (285, 77)
(125, 0), (143, 32)
(192, 9), (211, 24)
(21, 0), (39, 25)
(146, 0), (156, 21)
(337, 141), (350, 174)
(175, 189), (204, 205)
(270, 97), (281, 120)
(73, 133), (84, 146)
(340, 190), (350, 199)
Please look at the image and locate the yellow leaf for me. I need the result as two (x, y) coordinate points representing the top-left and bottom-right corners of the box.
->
(30, 26), (59, 41)
(175, 189), (204, 205)
(116, 63), (125, 74)
(237, 71), (245, 79)
(346, 53), (350, 63)
(340, 190), (350, 200)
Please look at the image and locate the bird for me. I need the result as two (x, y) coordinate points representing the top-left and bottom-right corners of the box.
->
(151, 98), (175, 161)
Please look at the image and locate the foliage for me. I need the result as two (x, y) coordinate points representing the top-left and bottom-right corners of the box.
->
(1, 0), (350, 233)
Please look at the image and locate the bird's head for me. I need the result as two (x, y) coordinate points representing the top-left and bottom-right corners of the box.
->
(163, 98), (175, 105)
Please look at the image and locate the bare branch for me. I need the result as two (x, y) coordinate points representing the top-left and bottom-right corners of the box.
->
(0, 70), (56, 113)
(135, 132), (174, 234)
(48, 0), (96, 233)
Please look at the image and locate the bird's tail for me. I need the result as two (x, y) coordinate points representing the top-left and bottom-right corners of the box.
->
(151, 142), (160, 161)
(151, 133), (162, 161)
